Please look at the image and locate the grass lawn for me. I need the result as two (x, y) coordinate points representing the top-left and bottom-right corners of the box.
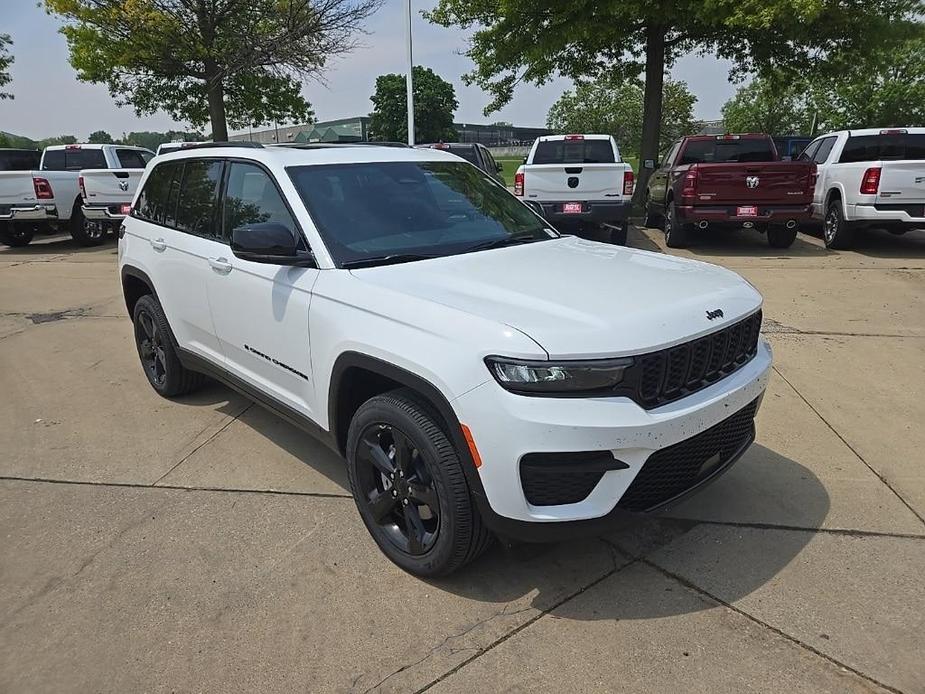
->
(495, 155), (641, 187)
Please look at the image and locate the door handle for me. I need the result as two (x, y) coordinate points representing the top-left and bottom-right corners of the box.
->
(150, 237), (166, 252)
(208, 257), (233, 275)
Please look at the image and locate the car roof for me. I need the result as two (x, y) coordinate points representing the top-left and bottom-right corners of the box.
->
(536, 134), (611, 142)
(154, 143), (464, 167)
(44, 143), (150, 151)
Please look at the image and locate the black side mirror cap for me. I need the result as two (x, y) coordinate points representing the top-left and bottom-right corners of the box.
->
(231, 222), (315, 267)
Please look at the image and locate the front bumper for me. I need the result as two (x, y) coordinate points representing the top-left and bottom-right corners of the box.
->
(533, 200), (630, 226)
(82, 204), (127, 221)
(0, 204), (58, 222)
(679, 203), (812, 225)
(453, 338), (772, 538)
(849, 203), (924, 228)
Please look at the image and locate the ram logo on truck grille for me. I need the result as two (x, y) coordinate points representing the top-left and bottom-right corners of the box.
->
(118, 181), (129, 192)
(745, 176), (760, 189)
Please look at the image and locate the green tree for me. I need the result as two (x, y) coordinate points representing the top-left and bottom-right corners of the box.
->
(0, 133), (10, 147)
(547, 76), (696, 157)
(368, 66), (458, 143)
(427, 0), (922, 199)
(0, 33), (13, 100)
(118, 130), (204, 151)
(87, 129), (114, 144)
(721, 79), (812, 135)
(37, 135), (78, 148)
(46, 0), (381, 141)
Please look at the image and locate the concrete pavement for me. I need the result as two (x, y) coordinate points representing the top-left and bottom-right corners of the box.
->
(1, 226), (923, 693)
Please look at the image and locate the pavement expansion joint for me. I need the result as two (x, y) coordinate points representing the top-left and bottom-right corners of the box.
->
(668, 518), (925, 541)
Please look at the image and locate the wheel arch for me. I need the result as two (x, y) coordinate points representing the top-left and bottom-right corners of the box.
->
(120, 265), (159, 318)
(824, 185), (848, 217)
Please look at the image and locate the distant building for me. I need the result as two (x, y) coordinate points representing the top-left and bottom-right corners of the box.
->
(696, 119), (725, 135)
(230, 117), (551, 146)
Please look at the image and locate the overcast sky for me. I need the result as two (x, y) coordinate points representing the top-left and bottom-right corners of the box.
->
(2, 0), (737, 140)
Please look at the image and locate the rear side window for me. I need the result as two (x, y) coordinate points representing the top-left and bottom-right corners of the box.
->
(532, 139), (616, 164)
(223, 162), (298, 241)
(0, 150), (40, 171)
(812, 137), (837, 164)
(135, 161), (181, 224)
(798, 140), (821, 162)
(175, 160), (224, 237)
(116, 149), (153, 168)
(42, 148), (107, 171)
(680, 139), (776, 164)
(445, 146), (480, 165)
(839, 134), (925, 162)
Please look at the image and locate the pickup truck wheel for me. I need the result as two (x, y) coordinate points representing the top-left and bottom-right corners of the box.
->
(642, 194), (662, 229)
(767, 225), (797, 249)
(69, 207), (106, 247)
(132, 295), (206, 397)
(823, 201), (855, 250)
(0, 223), (34, 247)
(664, 201), (692, 248)
(347, 389), (491, 577)
(607, 222), (628, 246)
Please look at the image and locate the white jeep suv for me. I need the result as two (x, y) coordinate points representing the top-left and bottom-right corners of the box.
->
(118, 142), (771, 576)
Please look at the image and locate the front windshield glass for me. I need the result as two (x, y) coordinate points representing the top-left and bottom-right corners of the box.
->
(287, 161), (555, 266)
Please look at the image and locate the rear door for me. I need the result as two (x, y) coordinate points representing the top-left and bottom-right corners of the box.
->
(206, 161), (319, 417)
(524, 137), (624, 202)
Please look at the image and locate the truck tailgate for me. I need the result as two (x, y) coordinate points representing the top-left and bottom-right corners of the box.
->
(878, 161), (925, 203)
(80, 169), (144, 203)
(0, 172), (37, 208)
(694, 162), (813, 205)
(524, 163), (628, 202)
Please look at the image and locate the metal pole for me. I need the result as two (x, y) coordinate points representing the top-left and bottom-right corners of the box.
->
(405, 0), (414, 145)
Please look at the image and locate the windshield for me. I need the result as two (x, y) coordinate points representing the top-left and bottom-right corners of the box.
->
(287, 161), (555, 266)
(680, 139), (776, 164)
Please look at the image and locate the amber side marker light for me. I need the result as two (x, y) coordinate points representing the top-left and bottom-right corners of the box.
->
(460, 424), (483, 468)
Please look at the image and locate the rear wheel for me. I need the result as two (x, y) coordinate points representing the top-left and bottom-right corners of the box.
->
(346, 389), (491, 577)
(823, 200), (855, 249)
(767, 225), (798, 249)
(69, 206), (107, 247)
(664, 200), (692, 248)
(132, 294), (206, 397)
(0, 223), (35, 247)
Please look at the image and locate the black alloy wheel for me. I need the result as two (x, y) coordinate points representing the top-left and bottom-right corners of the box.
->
(135, 306), (168, 388)
(131, 294), (205, 397)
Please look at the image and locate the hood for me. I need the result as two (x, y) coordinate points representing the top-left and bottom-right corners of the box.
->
(350, 236), (762, 359)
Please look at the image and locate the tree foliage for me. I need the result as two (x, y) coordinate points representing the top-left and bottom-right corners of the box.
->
(547, 76), (696, 156)
(87, 129), (114, 144)
(0, 33), (13, 100)
(45, 0), (382, 141)
(119, 130), (204, 151)
(428, 0), (923, 198)
(368, 66), (458, 143)
(723, 36), (925, 133)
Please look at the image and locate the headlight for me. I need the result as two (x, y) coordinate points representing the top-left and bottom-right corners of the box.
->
(485, 356), (633, 394)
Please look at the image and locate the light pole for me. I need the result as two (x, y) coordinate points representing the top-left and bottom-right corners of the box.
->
(405, 0), (415, 145)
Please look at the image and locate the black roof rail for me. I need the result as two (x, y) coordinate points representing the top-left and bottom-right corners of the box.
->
(176, 141), (264, 151)
(274, 141), (412, 149)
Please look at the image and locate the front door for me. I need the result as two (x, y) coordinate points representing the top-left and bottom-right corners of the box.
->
(207, 160), (319, 418)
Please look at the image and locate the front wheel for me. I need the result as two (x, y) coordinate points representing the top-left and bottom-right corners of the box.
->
(346, 389), (491, 576)
(0, 222), (35, 247)
(767, 225), (798, 249)
(664, 200), (692, 248)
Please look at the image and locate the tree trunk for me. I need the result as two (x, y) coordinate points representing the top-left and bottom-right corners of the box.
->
(205, 62), (228, 142)
(635, 25), (666, 208)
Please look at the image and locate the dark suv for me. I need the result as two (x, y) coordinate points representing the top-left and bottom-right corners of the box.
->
(416, 143), (505, 184)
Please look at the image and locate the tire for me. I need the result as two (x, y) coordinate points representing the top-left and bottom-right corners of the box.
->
(132, 294), (206, 397)
(767, 225), (798, 249)
(69, 206), (107, 247)
(822, 199), (855, 249)
(607, 221), (628, 246)
(664, 200), (692, 248)
(886, 226), (907, 236)
(346, 388), (492, 577)
(642, 193), (661, 229)
(0, 223), (34, 247)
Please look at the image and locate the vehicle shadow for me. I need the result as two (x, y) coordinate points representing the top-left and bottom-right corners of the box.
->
(0, 234), (117, 258)
(432, 444), (829, 622)
(680, 227), (829, 259)
(803, 225), (925, 259)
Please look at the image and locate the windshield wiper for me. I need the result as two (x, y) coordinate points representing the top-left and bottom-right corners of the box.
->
(341, 253), (438, 269)
(464, 232), (548, 253)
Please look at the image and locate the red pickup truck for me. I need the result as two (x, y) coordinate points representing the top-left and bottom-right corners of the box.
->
(644, 134), (816, 249)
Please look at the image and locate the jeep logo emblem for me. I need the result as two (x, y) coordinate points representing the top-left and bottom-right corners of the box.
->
(745, 176), (760, 189)
(706, 309), (724, 320)
(118, 181), (129, 192)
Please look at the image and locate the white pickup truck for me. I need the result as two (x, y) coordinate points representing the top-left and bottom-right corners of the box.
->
(514, 134), (634, 244)
(0, 143), (153, 248)
(800, 128), (925, 248)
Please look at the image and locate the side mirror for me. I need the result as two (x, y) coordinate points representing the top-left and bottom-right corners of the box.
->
(521, 157), (528, 165)
(231, 222), (314, 267)
(496, 161), (504, 172)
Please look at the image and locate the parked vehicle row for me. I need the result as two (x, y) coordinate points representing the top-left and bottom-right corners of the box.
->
(120, 142), (770, 576)
(0, 143), (153, 247)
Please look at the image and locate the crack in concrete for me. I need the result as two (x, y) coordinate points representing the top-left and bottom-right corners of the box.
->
(640, 558), (906, 694)
(772, 365), (925, 527)
(665, 517), (925, 540)
(763, 318), (923, 339)
(0, 475), (353, 500)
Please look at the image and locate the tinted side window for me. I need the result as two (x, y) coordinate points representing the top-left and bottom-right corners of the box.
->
(447, 146), (480, 165)
(135, 161), (180, 224)
(175, 160), (223, 238)
(813, 137), (836, 164)
(0, 150), (40, 171)
(662, 142), (681, 168)
(223, 162), (297, 241)
(41, 150), (66, 171)
(840, 134), (925, 162)
(798, 140), (821, 162)
(116, 149), (150, 168)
